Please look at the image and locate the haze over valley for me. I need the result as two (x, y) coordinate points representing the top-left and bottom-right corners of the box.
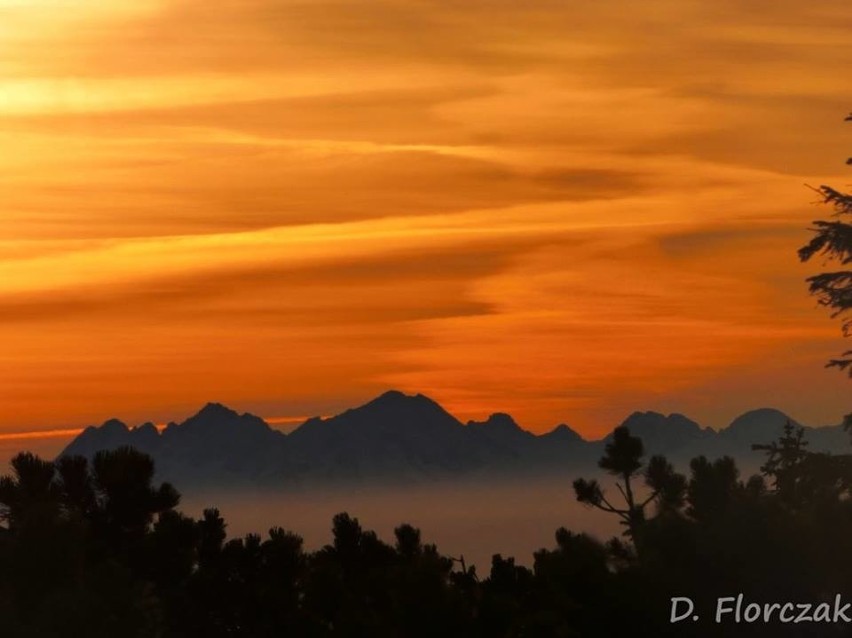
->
(3, 390), (844, 568)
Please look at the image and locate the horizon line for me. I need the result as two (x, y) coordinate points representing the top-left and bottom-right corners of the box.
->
(0, 399), (840, 444)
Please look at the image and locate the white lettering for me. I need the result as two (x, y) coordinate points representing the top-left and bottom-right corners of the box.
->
(716, 597), (737, 623)
(743, 603), (761, 623)
(795, 603), (813, 623)
(670, 597), (695, 623)
(834, 595), (851, 622)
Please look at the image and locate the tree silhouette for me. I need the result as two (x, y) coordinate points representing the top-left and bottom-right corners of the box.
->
(90, 446), (180, 549)
(754, 421), (852, 507)
(0, 452), (61, 531)
(4, 439), (852, 637)
(799, 113), (852, 375)
(685, 456), (739, 523)
(573, 426), (685, 541)
(56, 454), (96, 520)
(752, 420), (809, 504)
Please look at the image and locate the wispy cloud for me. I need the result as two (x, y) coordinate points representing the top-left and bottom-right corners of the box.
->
(0, 0), (849, 434)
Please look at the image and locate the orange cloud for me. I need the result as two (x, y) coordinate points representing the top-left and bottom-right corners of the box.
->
(0, 0), (848, 438)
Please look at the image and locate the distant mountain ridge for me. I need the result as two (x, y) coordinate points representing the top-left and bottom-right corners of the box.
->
(60, 390), (850, 489)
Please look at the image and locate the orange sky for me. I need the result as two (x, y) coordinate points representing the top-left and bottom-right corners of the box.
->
(0, 0), (849, 446)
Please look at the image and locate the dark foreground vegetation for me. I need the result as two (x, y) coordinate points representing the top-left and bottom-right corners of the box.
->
(2, 423), (852, 637)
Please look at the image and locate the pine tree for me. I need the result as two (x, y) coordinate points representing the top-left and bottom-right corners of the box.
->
(799, 113), (852, 375)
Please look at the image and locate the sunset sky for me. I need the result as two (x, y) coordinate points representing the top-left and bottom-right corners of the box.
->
(0, 0), (849, 452)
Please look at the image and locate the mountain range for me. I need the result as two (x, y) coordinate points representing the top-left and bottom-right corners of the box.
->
(60, 390), (850, 489)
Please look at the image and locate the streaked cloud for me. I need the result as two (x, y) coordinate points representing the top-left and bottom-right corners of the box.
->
(0, 0), (848, 436)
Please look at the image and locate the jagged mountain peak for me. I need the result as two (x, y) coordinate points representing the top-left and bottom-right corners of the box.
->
(362, 390), (442, 411)
(174, 402), (272, 431)
(542, 423), (584, 443)
(135, 421), (158, 433)
(466, 413), (535, 442)
(374, 389), (408, 401)
(336, 390), (459, 426)
(101, 418), (129, 434)
(55, 392), (836, 488)
(469, 413), (521, 429)
(621, 411), (701, 428)
(609, 410), (708, 454)
(191, 402), (241, 421)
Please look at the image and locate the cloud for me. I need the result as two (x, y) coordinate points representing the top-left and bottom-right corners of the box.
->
(0, 242), (522, 325)
(0, 0), (849, 434)
(0, 112), (648, 240)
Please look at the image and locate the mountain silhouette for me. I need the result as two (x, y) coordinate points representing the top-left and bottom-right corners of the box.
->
(468, 413), (535, 441)
(284, 390), (477, 480)
(59, 391), (848, 488)
(541, 423), (584, 444)
(722, 407), (800, 444)
(607, 411), (711, 455)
